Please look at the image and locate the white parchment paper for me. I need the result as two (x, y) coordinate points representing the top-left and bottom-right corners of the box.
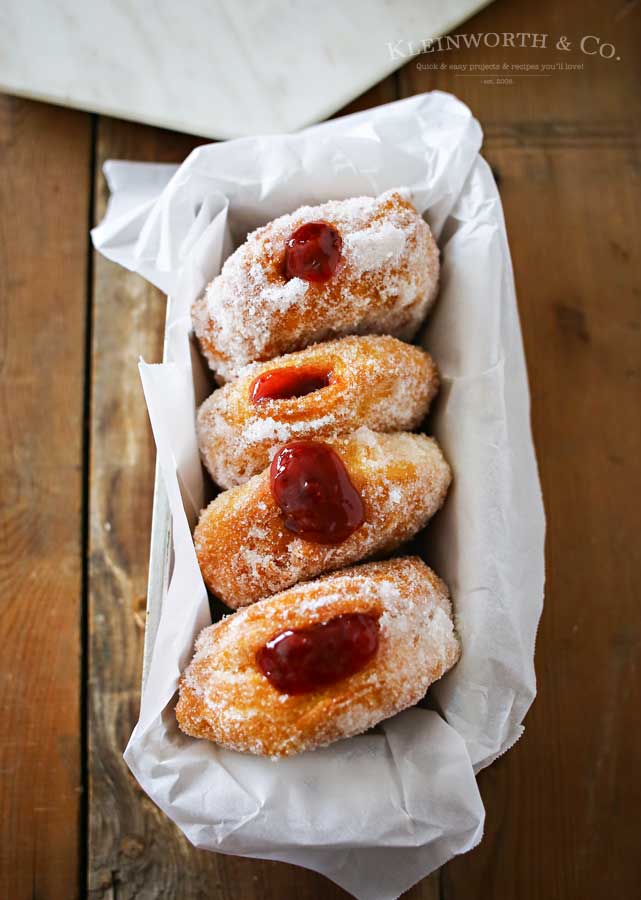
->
(92, 92), (545, 900)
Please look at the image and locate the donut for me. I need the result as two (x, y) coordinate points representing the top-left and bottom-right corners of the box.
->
(197, 334), (439, 489)
(176, 557), (460, 757)
(192, 190), (439, 381)
(194, 428), (451, 608)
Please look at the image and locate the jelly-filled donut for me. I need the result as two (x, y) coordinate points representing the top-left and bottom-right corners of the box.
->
(192, 190), (439, 381)
(176, 557), (461, 757)
(197, 334), (439, 489)
(194, 428), (451, 608)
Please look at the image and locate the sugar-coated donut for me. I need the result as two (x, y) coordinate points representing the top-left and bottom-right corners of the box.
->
(194, 428), (451, 608)
(197, 334), (439, 489)
(176, 557), (460, 757)
(192, 190), (439, 381)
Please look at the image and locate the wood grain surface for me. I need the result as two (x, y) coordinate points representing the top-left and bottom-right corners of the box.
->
(1, 0), (640, 897)
(0, 97), (91, 900)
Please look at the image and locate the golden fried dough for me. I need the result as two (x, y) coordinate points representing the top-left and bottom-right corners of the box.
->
(197, 334), (439, 488)
(192, 191), (439, 381)
(194, 429), (451, 608)
(176, 557), (460, 757)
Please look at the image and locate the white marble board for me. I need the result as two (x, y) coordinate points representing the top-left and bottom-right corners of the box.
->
(0, 0), (491, 138)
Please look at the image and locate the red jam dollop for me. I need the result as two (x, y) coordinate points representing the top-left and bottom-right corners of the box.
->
(256, 613), (379, 694)
(270, 441), (364, 544)
(284, 221), (342, 282)
(250, 365), (332, 404)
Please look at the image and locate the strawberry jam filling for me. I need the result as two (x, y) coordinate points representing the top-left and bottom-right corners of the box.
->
(284, 221), (342, 282)
(250, 365), (332, 404)
(270, 441), (364, 544)
(256, 613), (379, 694)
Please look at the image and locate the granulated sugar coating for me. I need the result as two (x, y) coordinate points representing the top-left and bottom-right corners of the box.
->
(197, 335), (439, 488)
(194, 428), (452, 608)
(176, 557), (461, 757)
(192, 191), (439, 381)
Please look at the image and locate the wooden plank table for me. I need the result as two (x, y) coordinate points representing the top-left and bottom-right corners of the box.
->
(1, 0), (640, 897)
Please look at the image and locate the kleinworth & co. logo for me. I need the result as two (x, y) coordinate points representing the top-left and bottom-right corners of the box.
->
(387, 33), (621, 60)
(385, 32), (622, 85)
